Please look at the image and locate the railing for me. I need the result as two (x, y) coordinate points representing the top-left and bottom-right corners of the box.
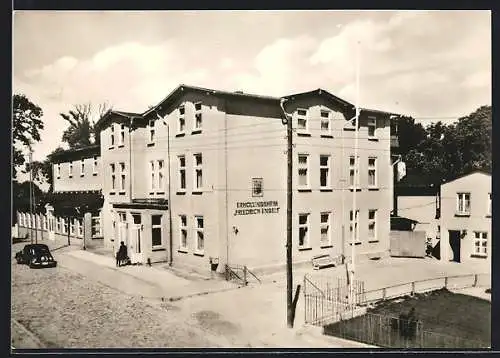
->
(361, 273), (490, 306)
(224, 264), (261, 286)
(324, 311), (489, 348)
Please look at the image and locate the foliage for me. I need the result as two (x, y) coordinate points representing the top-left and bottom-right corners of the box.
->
(12, 94), (44, 179)
(12, 180), (45, 224)
(59, 102), (110, 149)
(397, 106), (491, 183)
(28, 147), (65, 193)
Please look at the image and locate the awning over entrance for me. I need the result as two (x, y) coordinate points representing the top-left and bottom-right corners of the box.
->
(44, 190), (104, 217)
(112, 198), (168, 210)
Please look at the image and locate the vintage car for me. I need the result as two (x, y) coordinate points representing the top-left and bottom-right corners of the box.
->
(15, 244), (57, 268)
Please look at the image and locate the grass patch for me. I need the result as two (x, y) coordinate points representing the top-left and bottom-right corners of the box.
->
(324, 288), (490, 348)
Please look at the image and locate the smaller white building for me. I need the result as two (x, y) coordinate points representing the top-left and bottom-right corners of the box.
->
(440, 171), (491, 269)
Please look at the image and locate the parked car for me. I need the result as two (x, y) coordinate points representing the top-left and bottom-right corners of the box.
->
(15, 244), (57, 269)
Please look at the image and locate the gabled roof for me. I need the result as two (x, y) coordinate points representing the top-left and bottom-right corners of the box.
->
(282, 88), (354, 110)
(441, 170), (491, 187)
(142, 84), (280, 118)
(94, 109), (143, 132)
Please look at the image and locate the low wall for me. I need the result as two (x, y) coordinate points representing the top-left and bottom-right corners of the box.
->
(390, 231), (426, 258)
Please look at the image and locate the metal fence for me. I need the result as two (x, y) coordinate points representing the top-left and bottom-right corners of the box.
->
(361, 273), (490, 305)
(324, 311), (489, 348)
(304, 274), (365, 326)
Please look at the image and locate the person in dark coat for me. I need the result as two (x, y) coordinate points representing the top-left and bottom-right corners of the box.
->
(116, 241), (128, 267)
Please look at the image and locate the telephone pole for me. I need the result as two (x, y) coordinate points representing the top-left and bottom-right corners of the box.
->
(280, 98), (294, 328)
(28, 148), (34, 244)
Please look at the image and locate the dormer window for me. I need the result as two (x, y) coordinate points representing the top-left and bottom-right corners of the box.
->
(80, 159), (85, 177)
(68, 162), (73, 178)
(110, 125), (115, 148)
(296, 108), (309, 135)
(56, 164), (61, 179)
(193, 102), (202, 133)
(367, 116), (377, 138)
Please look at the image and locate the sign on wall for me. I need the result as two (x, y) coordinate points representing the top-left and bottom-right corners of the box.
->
(234, 200), (280, 216)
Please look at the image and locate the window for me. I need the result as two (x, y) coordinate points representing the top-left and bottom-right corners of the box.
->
(298, 213), (310, 248)
(93, 156), (98, 175)
(368, 157), (377, 188)
(367, 117), (376, 138)
(179, 215), (188, 251)
(110, 125), (115, 147)
(349, 156), (360, 188)
(152, 215), (163, 247)
(368, 210), (377, 242)
(150, 161), (156, 193)
(80, 159), (85, 177)
(252, 178), (263, 197)
(70, 218), (75, 235)
(320, 212), (331, 247)
(193, 102), (202, 131)
(193, 153), (203, 191)
(92, 216), (102, 237)
(349, 210), (360, 244)
(320, 110), (332, 136)
(119, 124), (125, 146)
(297, 108), (308, 132)
(320, 155), (331, 189)
(43, 216), (48, 230)
(119, 162), (126, 193)
(178, 155), (186, 191)
(56, 164), (61, 179)
(298, 154), (309, 189)
(473, 232), (488, 257)
(178, 105), (186, 134)
(56, 217), (61, 233)
(69, 162), (73, 178)
(148, 119), (155, 144)
(456, 193), (471, 215)
(77, 218), (83, 237)
(110, 163), (116, 192)
(157, 160), (164, 192)
(194, 216), (204, 253)
(487, 193), (491, 216)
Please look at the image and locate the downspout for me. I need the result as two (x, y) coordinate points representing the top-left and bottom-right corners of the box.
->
(224, 98), (229, 267)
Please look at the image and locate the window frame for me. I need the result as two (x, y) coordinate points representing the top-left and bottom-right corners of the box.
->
(80, 158), (85, 177)
(118, 124), (125, 147)
(297, 153), (310, 191)
(119, 162), (126, 194)
(56, 164), (61, 179)
(320, 109), (333, 137)
(151, 214), (163, 249)
(367, 116), (377, 138)
(298, 213), (310, 250)
(93, 156), (98, 175)
(148, 119), (156, 145)
(319, 154), (331, 190)
(194, 215), (204, 255)
(368, 209), (378, 242)
(456, 192), (471, 216)
(179, 215), (188, 252)
(178, 155), (186, 193)
(487, 193), (491, 217)
(178, 104), (186, 135)
(157, 160), (165, 193)
(150, 161), (156, 194)
(193, 153), (203, 192)
(68, 162), (73, 178)
(110, 124), (115, 149)
(349, 209), (361, 245)
(368, 157), (378, 189)
(193, 102), (203, 133)
(473, 231), (488, 257)
(296, 108), (309, 134)
(349, 156), (360, 190)
(110, 163), (116, 193)
(320, 211), (332, 248)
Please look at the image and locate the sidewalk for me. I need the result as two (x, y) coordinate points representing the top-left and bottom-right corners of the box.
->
(60, 249), (236, 301)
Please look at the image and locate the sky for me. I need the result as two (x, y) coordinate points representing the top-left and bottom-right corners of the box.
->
(13, 10), (491, 163)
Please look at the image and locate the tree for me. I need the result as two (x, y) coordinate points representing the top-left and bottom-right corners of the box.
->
(59, 102), (111, 149)
(12, 94), (44, 178)
(395, 115), (427, 158)
(29, 147), (65, 193)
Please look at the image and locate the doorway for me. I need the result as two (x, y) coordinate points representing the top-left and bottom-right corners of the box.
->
(129, 213), (143, 264)
(449, 230), (461, 263)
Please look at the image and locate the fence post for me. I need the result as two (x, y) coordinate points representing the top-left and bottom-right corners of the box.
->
(304, 275), (306, 324)
(67, 217), (71, 246)
(444, 276), (448, 289)
(411, 281), (415, 296)
(382, 287), (386, 300)
(473, 274), (478, 287)
(243, 266), (247, 286)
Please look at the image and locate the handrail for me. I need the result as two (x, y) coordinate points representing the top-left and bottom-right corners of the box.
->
(246, 267), (261, 284)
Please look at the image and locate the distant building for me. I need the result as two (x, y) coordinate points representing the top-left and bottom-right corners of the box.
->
(93, 85), (399, 274)
(439, 171), (491, 268)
